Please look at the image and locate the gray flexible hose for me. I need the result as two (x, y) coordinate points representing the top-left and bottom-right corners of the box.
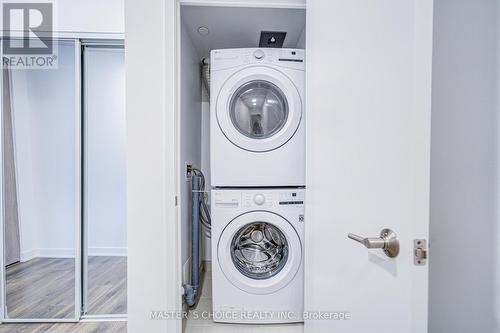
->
(192, 168), (211, 237)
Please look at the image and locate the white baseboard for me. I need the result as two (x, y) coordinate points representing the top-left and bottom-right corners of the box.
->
(88, 247), (127, 257)
(36, 248), (76, 258)
(20, 249), (36, 262)
(20, 247), (128, 261)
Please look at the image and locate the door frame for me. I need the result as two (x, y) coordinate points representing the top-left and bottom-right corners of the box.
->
(124, 0), (182, 332)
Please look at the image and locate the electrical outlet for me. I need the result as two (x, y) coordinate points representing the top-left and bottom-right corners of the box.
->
(185, 163), (193, 181)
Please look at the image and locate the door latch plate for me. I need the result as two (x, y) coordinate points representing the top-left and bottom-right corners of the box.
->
(414, 239), (427, 265)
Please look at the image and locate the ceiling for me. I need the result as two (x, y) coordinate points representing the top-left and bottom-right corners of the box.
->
(181, 5), (306, 58)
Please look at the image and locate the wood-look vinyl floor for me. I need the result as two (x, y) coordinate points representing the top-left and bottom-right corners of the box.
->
(86, 256), (127, 315)
(0, 321), (126, 333)
(6, 258), (76, 319)
(5, 256), (127, 319)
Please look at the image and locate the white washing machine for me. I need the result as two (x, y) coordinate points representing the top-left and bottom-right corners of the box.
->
(210, 48), (305, 187)
(211, 188), (304, 324)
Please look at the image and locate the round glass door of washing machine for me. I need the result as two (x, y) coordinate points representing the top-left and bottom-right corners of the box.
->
(216, 66), (302, 152)
(231, 221), (288, 280)
(217, 211), (302, 295)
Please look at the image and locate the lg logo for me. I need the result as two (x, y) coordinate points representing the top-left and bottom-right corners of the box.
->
(2, 2), (53, 55)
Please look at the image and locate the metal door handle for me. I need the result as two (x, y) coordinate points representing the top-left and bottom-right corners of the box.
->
(348, 228), (399, 258)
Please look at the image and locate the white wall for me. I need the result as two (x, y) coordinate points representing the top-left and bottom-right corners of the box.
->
(10, 41), (77, 260)
(180, 21), (202, 283)
(85, 47), (127, 257)
(429, 0), (499, 332)
(1, 0), (124, 38)
(55, 0), (124, 35)
(179, 0), (305, 7)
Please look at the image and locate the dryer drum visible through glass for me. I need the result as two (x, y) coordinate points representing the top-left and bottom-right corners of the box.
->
(229, 80), (289, 140)
(231, 222), (289, 280)
(215, 65), (303, 153)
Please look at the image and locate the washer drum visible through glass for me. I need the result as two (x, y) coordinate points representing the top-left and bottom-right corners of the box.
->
(231, 222), (289, 280)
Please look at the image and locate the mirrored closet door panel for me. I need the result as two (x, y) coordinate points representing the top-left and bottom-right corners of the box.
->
(2, 39), (80, 320)
(82, 45), (126, 316)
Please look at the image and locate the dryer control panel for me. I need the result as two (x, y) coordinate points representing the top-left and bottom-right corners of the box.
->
(211, 48), (305, 72)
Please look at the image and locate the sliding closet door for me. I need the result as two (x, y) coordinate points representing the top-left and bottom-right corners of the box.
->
(1, 39), (80, 320)
(82, 46), (126, 316)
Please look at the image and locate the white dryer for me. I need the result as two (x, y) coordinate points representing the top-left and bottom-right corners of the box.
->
(210, 48), (305, 187)
(211, 188), (304, 324)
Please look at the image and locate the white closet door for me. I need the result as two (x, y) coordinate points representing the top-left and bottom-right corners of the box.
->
(304, 1), (433, 332)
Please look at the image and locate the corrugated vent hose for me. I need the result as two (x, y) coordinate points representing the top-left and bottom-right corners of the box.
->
(201, 57), (210, 98)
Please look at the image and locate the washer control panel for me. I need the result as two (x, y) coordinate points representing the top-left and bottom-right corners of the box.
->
(253, 193), (266, 205)
(244, 190), (304, 208)
(244, 192), (273, 208)
(214, 191), (241, 208)
(214, 190), (305, 209)
(278, 191), (305, 206)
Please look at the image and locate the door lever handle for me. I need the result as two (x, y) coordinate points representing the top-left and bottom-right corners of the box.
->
(348, 228), (399, 258)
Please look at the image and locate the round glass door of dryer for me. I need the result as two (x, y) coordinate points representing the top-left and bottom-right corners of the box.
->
(217, 211), (302, 295)
(216, 66), (302, 152)
(231, 222), (289, 280)
(229, 80), (289, 140)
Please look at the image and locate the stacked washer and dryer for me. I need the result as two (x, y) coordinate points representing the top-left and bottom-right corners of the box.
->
(210, 48), (305, 324)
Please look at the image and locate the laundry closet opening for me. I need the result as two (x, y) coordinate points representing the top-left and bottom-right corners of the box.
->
(178, 4), (306, 331)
